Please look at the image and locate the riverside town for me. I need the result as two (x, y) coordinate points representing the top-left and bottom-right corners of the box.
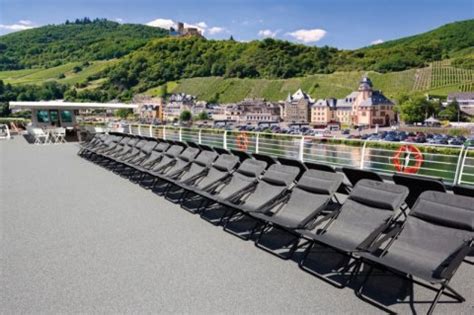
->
(1, 1), (473, 314)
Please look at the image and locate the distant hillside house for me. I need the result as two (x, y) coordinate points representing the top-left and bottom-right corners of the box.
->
(444, 92), (474, 116)
(213, 99), (281, 124)
(163, 93), (197, 121)
(282, 89), (314, 124)
(170, 22), (204, 38)
(311, 77), (395, 127)
(133, 95), (163, 123)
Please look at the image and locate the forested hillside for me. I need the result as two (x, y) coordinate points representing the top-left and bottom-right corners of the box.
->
(0, 18), (168, 70)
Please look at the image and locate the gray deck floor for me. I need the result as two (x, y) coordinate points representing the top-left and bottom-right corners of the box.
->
(1, 136), (472, 314)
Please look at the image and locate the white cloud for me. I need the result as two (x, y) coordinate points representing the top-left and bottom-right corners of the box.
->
(258, 29), (279, 38)
(18, 20), (33, 25)
(146, 18), (176, 29)
(0, 20), (37, 33)
(114, 18), (124, 23)
(286, 28), (327, 43)
(371, 39), (384, 45)
(196, 22), (208, 28)
(208, 26), (226, 35)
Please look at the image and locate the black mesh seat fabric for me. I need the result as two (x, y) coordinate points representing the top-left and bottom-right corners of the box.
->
(136, 142), (170, 170)
(252, 153), (278, 168)
(124, 140), (158, 166)
(304, 161), (336, 173)
(231, 149), (252, 162)
(184, 154), (239, 191)
(278, 157), (307, 181)
(169, 150), (218, 184)
(298, 180), (408, 253)
(393, 173), (446, 208)
(360, 191), (473, 283)
(252, 170), (344, 229)
(342, 167), (383, 187)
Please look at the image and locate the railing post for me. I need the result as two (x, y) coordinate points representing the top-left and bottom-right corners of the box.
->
(255, 132), (260, 154)
(179, 127), (182, 141)
(163, 125), (166, 140)
(149, 125), (153, 137)
(223, 130), (228, 149)
(360, 140), (368, 169)
(456, 147), (468, 184)
(299, 136), (304, 161)
(453, 146), (465, 184)
(198, 129), (202, 144)
(128, 124), (132, 134)
(138, 124), (141, 136)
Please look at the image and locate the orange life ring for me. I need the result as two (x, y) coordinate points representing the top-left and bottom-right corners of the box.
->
(236, 132), (249, 151)
(392, 144), (424, 174)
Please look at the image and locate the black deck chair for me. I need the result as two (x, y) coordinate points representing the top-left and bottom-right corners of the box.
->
(85, 135), (122, 160)
(342, 167), (383, 187)
(174, 140), (188, 148)
(357, 191), (473, 314)
(108, 138), (148, 169)
(279, 157), (307, 181)
(129, 142), (170, 182)
(213, 147), (230, 155)
(198, 144), (214, 152)
(393, 173), (446, 209)
(296, 179), (408, 288)
(164, 150), (219, 201)
(139, 145), (185, 188)
(150, 147), (201, 194)
(221, 164), (301, 239)
(231, 149), (252, 162)
(90, 136), (130, 163)
(177, 154), (240, 212)
(453, 184), (474, 197)
(198, 159), (267, 222)
(115, 140), (158, 176)
(252, 153), (278, 168)
(252, 170), (344, 259)
(78, 133), (106, 155)
(101, 137), (142, 168)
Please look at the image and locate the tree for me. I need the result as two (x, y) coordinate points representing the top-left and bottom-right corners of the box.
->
(116, 108), (132, 119)
(195, 111), (209, 120)
(229, 35), (235, 41)
(179, 110), (192, 122)
(159, 84), (168, 98)
(439, 99), (462, 122)
(398, 95), (430, 124)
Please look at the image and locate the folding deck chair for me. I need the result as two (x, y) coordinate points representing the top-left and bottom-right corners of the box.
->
(252, 170), (344, 259)
(252, 153), (278, 168)
(278, 157), (307, 181)
(357, 191), (473, 314)
(114, 140), (158, 176)
(176, 154), (240, 212)
(296, 179), (408, 287)
(197, 159), (267, 222)
(148, 147), (200, 193)
(139, 145), (185, 188)
(128, 141), (170, 182)
(342, 167), (384, 187)
(220, 164), (301, 239)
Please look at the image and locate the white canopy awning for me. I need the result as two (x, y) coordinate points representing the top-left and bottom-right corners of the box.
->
(9, 100), (138, 110)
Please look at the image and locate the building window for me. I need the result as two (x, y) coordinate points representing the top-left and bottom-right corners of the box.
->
(361, 111), (366, 116)
(37, 110), (49, 123)
(61, 110), (73, 123)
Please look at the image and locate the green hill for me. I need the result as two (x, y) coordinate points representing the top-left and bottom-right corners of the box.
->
(0, 18), (473, 104)
(0, 18), (168, 70)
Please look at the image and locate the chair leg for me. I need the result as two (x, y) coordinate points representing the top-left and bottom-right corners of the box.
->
(254, 224), (300, 260)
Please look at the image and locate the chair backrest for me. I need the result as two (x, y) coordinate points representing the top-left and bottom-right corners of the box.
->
(453, 184), (474, 198)
(393, 173), (446, 208)
(154, 142), (170, 153)
(231, 149), (252, 162)
(141, 141), (157, 154)
(278, 157), (307, 181)
(164, 145), (185, 158)
(213, 147), (230, 155)
(260, 164), (301, 187)
(253, 153), (278, 168)
(304, 161), (336, 173)
(198, 144), (214, 152)
(410, 191), (474, 232)
(235, 159), (267, 178)
(194, 150), (218, 167)
(178, 147), (200, 163)
(273, 170), (344, 227)
(342, 167), (383, 187)
(349, 179), (409, 211)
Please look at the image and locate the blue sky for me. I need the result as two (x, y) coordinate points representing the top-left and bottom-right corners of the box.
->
(1, 0), (473, 49)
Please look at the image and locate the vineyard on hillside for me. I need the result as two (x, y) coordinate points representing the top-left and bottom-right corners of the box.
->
(413, 59), (474, 93)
